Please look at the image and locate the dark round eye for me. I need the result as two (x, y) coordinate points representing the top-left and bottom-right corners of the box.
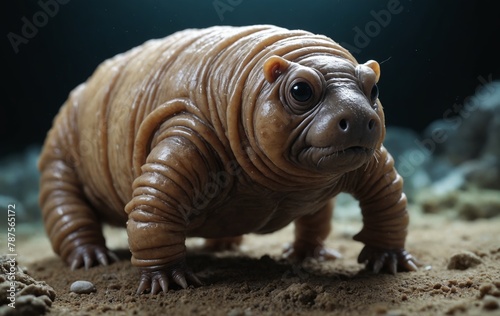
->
(290, 82), (313, 103)
(370, 84), (379, 102)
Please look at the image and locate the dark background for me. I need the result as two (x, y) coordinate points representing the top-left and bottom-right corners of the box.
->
(2, 0), (499, 157)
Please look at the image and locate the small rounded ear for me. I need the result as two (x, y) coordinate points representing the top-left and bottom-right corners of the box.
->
(364, 60), (380, 83)
(263, 55), (291, 83)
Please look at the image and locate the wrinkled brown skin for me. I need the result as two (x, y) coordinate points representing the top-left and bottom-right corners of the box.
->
(39, 25), (418, 295)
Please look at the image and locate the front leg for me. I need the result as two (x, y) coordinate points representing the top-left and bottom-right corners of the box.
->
(125, 135), (221, 294)
(283, 200), (341, 261)
(345, 146), (418, 273)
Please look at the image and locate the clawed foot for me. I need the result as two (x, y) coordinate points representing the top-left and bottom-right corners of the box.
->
(136, 261), (203, 295)
(67, 244), (119, 270)
(358, 246), (419, 274)
(282, 240), (342, 262)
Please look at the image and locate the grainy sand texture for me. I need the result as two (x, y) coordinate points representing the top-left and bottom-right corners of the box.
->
(1, 204), (499, 316)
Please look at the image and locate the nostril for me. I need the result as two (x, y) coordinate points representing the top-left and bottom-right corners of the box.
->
(368, 119), (376, 130)
(339, 119), (348, 131)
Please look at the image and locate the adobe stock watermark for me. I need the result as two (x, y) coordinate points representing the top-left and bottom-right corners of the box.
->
(213, 0), (243, 22)
(341, 0), (404, 54)
(7, 0), (71, 54)
(397, 74), (495, 178)
(5, 204), (17, 309)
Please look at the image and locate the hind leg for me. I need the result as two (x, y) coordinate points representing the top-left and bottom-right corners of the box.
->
(39, 158), (118, 269)
(204, 236), (243, 251)
(283, 199), (341, 261)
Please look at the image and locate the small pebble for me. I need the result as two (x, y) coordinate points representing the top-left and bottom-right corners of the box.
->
(386, 309), (405, 316)
(447, 251), (482, 270)
(70, 280), (96, 294)
(483, 295), (500, 310)
(479, 283), (493, 298)
(445, 302), (467, 315)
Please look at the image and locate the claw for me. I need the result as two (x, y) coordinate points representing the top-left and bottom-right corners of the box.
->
(70, 258), (81, 271)
(159, 277), (169, 293)
(173, 274), (188, 289)
(96, 249), (109, 266)
(372, 256), (384, 273)
(83, 253), (93, 269)
(136, 275), (151, 295)
(108, 251), (120, 263)
(399, 250), (419, 271)
(171, 265), (187, 289)
(405, 260), (418, 272)
(186, 270), (204, 287)
(283, 241), (341, 262)
(358, 246), (419, 274)
(67, 245), (119, 270)
(136, 261), (202, 294)
(150, 280), (159, 295)
(388, 253), (398, 275)
(153, 272), (169, 294)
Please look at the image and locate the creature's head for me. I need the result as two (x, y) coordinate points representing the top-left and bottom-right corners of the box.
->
(250, 54), (385, 178)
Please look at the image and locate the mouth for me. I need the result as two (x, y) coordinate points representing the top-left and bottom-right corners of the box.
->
(326, 146), (374, 156)
(318, 145), (374, 163)
(299, 145), (375, 170)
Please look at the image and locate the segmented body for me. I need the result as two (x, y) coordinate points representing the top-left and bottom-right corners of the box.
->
(39, 25), (416, 293)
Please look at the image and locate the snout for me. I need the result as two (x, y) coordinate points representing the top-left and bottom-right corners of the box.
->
(306, 104), (382, 152)
(330, 108), (381, 149)
(295, 95), (384, 172)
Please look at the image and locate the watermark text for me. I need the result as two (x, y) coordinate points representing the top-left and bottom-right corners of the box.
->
(7, 0), (71, 53)
(341, 0), (404, 54)
(6, 204), (17, 309)
(212, 0), (243, 21)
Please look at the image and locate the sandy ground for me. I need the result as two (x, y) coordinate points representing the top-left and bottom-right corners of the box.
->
(2, 205), (500, 316)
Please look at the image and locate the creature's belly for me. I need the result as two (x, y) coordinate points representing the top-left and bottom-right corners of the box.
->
(186, 193), (329, 238)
